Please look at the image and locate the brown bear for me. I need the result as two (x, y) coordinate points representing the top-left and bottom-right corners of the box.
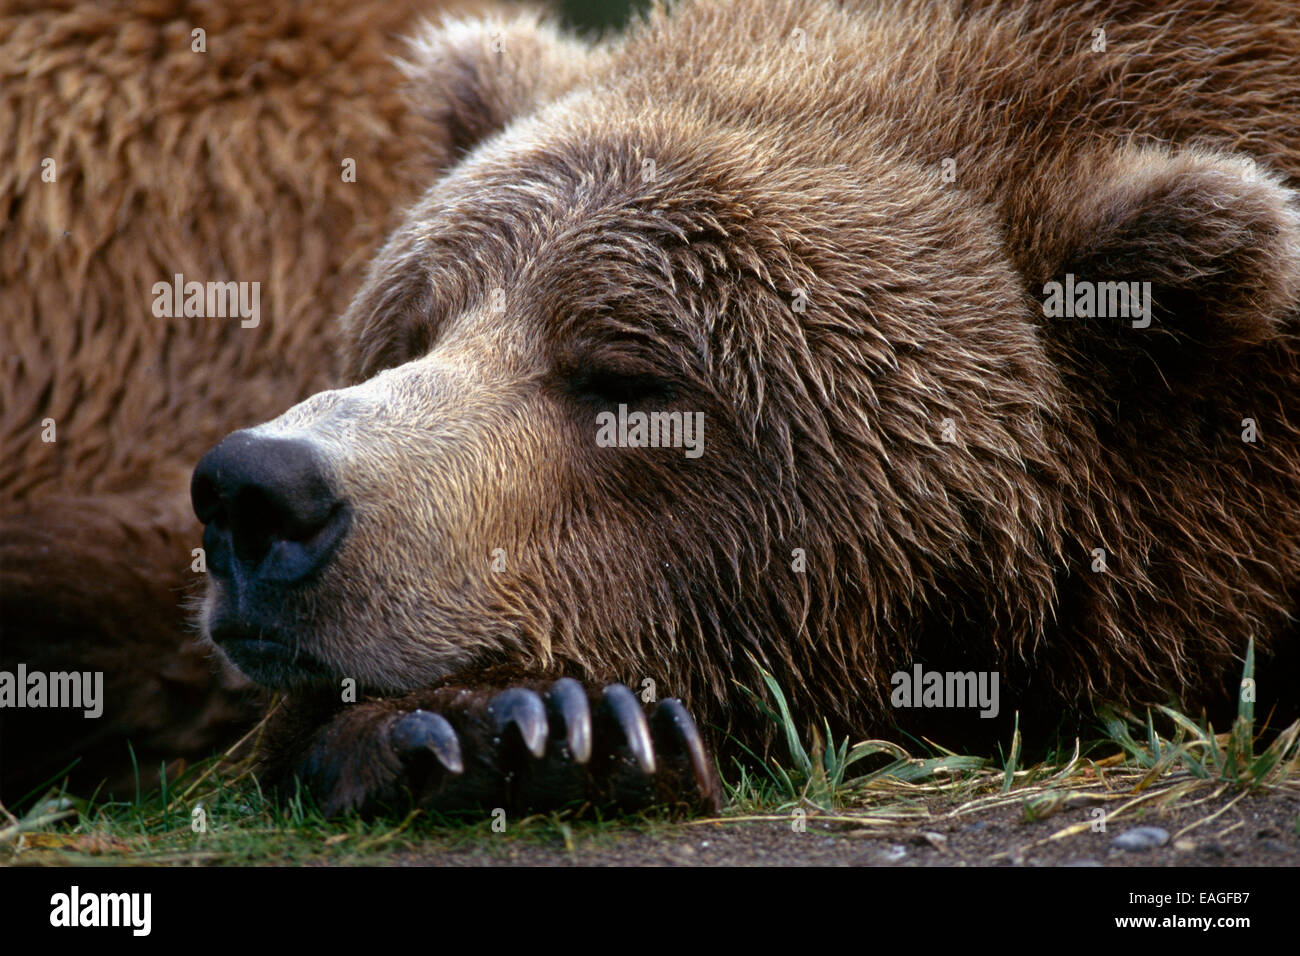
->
(0, 0), (474, 802)
(183, 0), (1300, 817)
(6, 0), (1299, 819)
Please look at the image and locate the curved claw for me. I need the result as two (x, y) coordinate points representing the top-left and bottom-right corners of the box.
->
(651, 698), (712, 797)
(489, 687), (548, 758)
(390, 709), (464, 775)
(598, 683), (656, 774)
(546, 677), (593, 764)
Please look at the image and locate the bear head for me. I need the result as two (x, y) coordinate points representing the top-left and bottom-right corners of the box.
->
(191, 3), (1300, 744)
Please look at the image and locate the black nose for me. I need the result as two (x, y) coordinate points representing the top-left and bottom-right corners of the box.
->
(191, 431), (350, 584)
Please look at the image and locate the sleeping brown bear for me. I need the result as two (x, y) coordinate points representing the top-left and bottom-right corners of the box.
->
(185, 0), (1300, 816)
(5, 0), (1298, 817)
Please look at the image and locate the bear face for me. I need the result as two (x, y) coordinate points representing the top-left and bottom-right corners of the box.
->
(192, 0), (1300, 775)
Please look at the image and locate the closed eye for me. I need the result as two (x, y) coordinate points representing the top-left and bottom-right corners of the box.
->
(569, 366), (675, 406)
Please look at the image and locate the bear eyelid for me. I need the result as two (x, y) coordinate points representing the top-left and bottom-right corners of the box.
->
(569, 366), (675, 406)
(558, 343), (677, 405)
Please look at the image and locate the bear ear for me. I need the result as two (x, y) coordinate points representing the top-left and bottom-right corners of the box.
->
(1028, 146), (1300, 374)
(400, 7), (598, 163)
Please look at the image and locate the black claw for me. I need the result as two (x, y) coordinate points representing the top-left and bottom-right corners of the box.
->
(546, 678), (593, 764)
(598, 683), (656, 774)
(489, 688), (548, 758)
(651, 698), (712, 796)
(390, 709), (464, 775)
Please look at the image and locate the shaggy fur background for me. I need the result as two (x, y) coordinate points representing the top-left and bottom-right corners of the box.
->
(0, 0), (472, 800)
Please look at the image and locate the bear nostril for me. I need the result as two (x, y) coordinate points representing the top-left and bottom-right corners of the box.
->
(190, 472), (224, 527)
(191, 430), (348, 581)
(228, 485), (286, 567)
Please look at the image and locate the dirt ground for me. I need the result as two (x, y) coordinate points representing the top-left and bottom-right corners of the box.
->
(382, 789), (1300, 866)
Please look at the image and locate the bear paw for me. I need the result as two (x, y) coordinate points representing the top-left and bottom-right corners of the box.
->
(278, 679), (721, 819)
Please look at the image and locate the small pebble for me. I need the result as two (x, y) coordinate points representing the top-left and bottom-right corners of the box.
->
(918, 831), (947, 850)
(878, 844), (907, 862)
(1111, 826), (1169, 851)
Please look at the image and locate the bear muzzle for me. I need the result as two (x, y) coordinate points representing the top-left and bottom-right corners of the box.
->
(191, 429), (352, 679)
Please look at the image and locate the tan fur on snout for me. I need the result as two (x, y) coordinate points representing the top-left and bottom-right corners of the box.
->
(230, 319), (558, 690)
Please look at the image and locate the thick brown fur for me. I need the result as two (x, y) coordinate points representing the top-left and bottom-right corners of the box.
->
(217, 0), (1300, 764)
(0, 0), (474, 800)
